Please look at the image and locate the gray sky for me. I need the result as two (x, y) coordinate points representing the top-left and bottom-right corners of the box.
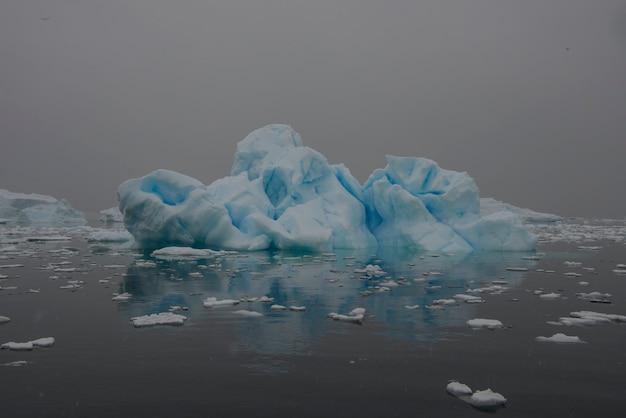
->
(2, 0), (625, 218)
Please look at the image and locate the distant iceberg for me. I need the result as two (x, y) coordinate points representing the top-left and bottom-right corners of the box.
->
(0, 189), (86, 227)
(118, 124), (537, 253)
(479, 197), (562, 223)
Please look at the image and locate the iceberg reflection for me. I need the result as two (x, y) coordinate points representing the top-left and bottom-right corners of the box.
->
(115, 247), (538, 356)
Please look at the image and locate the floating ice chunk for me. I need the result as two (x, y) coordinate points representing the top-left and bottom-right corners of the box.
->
(2, 360), (30, 367)
(506, 267), (528, 272)
(453, 294), (484, 303)
(576, 291), (611, 302)
(446, 381), (473, 397)
(202, 297), (240, 308)
(612, 269), (626, 275)
(112, 292), (132, 301)
(131, 312), (187, 327)
(539, 292), (562, 300)
(270, 305), (286, 311)
(0, 315), (10, 324)
(1, 341), (33, 351)
(87, 229), (132, 243)
(468, 388), (507, 409)
(433, 299), (457, 306)
(289, 305), (306, 312)
(535, 333), (585, 343)
(151, 247), (224, 259)
(466, 318), (504, 329)
(30, 337), (55, 348)
(569, 310), (626, 323)
(233, 310), (263, 317)
(564, 261), (582, 267)
(328, 307), (366, 324)
(404, 305), (420, 310)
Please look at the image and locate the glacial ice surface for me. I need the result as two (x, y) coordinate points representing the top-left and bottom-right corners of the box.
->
(118, 124), (537, 253)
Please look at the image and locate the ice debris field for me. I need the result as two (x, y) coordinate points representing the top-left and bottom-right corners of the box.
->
(117, 124), (539, 253)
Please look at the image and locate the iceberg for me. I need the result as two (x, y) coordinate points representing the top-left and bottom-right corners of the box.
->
(118, 124), (537, 253)
(0, 189), (86, 227)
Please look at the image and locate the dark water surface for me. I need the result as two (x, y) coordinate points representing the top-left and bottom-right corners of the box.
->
(1, 223), (625, 417)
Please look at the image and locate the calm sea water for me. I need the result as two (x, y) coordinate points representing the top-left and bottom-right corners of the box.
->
(1, 220), (625, 417)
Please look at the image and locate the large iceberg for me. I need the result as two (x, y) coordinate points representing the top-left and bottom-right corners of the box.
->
(118, 124), (537, 253)
(0, 189), (86, 227)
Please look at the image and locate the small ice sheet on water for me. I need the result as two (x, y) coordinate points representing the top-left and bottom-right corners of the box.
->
(328, 307), (366, 324)
(535, 333), (585, 343)
(1, 337), (55, 351)
(446, 381), (506, 411)
(466, 318), (504, 329)
(233, 310), (263, 317)
(131, 312), (187, 327)
(203, 297), (240, 308)
(151, 246), (227, 259)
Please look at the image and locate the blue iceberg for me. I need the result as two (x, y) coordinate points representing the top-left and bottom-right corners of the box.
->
(118, 124), (537, 252)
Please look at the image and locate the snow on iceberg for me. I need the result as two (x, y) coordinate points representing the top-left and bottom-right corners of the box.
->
(118, 124), (537, 253)
(0, 189), (86, 227)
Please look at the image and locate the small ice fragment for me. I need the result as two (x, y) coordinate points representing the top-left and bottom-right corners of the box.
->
(466, 318), (504, 329)
(233, 310), (263, 317)
(506, 267), (528, 271)
(433, 299), (457, 306)
(328, 307), (365, 324)
(112, 292), (132, 301)
(270, 305), (286, 311)
(202, 297), (240, 308)
(131, 312), (187, 327)
(289, 306), (306, 312)
(0, 315), (10, 324)
(446, 381), (472, 397)
(31, 337), (55, 348)
(404, 305), (420, 310)
(468, 388), (507, 409)
(539, 292), (561, 300)
(453, 294), (484, 303)
(1, 341), (34, 351)
(535, 333), (584, 343)
(2, 360), (30, 367)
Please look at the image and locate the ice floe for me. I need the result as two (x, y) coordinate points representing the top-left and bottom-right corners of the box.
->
(328, 307), (366, 324)
(203, 297), (240, 308)
(446, 381), (507, 411)
(466, 318), (504, 329)
(1, 337), (55, 351)
(233, 310), (263, 317)
(130, 312), (187, 327)
(535, 333), (585, 343)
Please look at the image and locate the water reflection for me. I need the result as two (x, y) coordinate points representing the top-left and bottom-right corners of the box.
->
(116, 247), (539, 356)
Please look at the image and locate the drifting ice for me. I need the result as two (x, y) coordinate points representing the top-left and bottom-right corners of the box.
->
(118, 125), (537, 253)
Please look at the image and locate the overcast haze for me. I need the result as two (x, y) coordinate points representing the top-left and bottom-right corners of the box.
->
(2, 0), (625, 218)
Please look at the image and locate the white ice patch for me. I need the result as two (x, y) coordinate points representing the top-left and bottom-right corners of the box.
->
(203, 297), (240, 308)
(131, 312), (187, 327)
(535, 333), (585, 343)
(466, 318), (504, 329)
(233, 310), (263, 317)
(1, 337), (55, 351)
(328, 307), (366, 324)
(152, 247), (227, 259)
